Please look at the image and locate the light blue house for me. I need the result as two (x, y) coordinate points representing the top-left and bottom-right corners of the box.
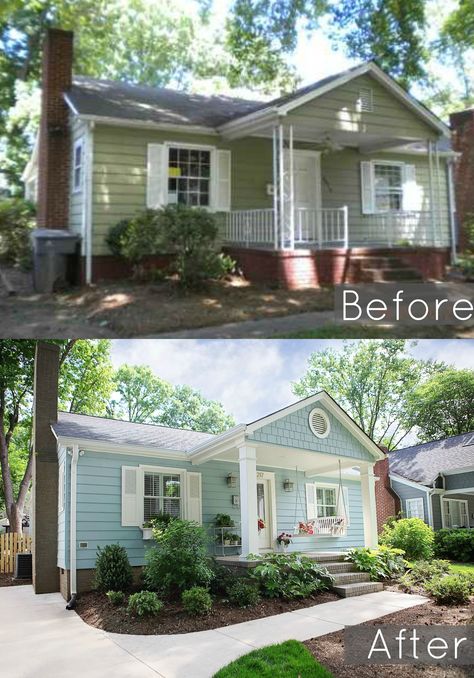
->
(50, 391), (385, 599)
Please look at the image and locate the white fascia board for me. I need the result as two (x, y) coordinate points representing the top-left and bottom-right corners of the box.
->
(389, 473), (431, 492)
(188, 424), (247, 464)
(247, 391), (384, 461)
(75, 113), (218, 136)
(443, 487), (474, 495)
(53, 432), (187, 460)
(443, 466), (474, 476)
(63, 92), (79, 116)
(217, 107), (280, 138)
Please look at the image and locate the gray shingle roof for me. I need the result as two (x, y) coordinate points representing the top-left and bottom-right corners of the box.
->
(52, 412), (215, 452)
(389, 432), (474, 485)
(67, 76), (263, 128)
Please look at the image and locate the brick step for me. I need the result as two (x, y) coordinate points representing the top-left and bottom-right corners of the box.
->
(332, 581), (384, 598)
(330, 571), (372, 585)
(305, 552), (347, 563)
(323, 562), (356, 574)
(361, 267), (423, 282)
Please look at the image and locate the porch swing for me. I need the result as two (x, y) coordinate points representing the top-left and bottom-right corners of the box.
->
(292, 460), (348, 537)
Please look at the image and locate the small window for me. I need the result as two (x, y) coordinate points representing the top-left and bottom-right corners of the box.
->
(167, 146), (211, 207)
(73, 138), (84, 193)
(144, 471), (181, 521)
(58, 461), (65, 513)
(374, 163), (403, 212)
(358, 87), (373, 112)
(406, 497), (424, 521)
(308, 408), (330, 438)
(316, 487), (337, 517)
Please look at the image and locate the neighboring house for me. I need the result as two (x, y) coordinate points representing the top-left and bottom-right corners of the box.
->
(32, 343), (384, 600)
(28, 29), (457, 289)
(387, 432), (474, 530)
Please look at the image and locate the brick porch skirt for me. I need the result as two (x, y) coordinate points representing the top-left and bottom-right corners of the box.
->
(77, 254), (173, 284)
(223, 246), (451, 290)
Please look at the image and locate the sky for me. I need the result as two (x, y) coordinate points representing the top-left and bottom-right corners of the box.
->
(110, 339), (474, 424)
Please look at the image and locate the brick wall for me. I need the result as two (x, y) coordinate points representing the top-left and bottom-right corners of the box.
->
(450, 108), (474, 250)
(374, 450), (400, 534)
(37, 29), (73, 229)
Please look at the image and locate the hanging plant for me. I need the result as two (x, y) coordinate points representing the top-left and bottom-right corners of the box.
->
(257, 518), (265, 532)
(297, 521), (315, 535)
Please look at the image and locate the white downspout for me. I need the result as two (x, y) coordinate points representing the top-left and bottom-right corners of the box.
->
(428, 140), (436, 246)
(85, 122), (94, 285)
(435, 144), (442, 248)
(66, 444), (80, 608)
(447, 159), (457, 264)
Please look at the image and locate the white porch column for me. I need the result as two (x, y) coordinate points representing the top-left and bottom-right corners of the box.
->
(360, 464), (378, 548)
(239, 445), (259, 557)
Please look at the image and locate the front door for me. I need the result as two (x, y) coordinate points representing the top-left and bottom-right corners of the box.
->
(286, 150), (321, 241)
(257, 477), (272, 550)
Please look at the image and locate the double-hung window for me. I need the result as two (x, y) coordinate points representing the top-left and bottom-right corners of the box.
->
(167, 146), (211, 207)
(373, 163), (403, 212)
(144, 471), (182, 521)
(316, 486), (337, 518)
(405, 497), (424, 521)
(73, 138), (84, 193)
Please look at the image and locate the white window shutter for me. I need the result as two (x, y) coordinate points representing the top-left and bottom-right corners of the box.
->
(186, 472), (202, 524)
(360, 161), (374, 214)
(215, 150), (231, 211)
(305, 483), (316, 521)
(147, 143), (166, 208)
(337, 487), (350, 527)
(121, 466), (141, 526)
(402, 164), (421, 211)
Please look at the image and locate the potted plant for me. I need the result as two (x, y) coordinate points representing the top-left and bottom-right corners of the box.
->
(215, 513), (235, 528)
(141, 521), (154, 540)
(223, 531), (232, 546)
(230, 533), (240, 545)
(276, 532), (293, 552)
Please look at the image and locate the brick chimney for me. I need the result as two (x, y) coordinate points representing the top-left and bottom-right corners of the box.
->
(32, 342), (60, 594)
(36, 29), (73, 229)
(450, 108), (474, 251)
(374, 446), (400, 534)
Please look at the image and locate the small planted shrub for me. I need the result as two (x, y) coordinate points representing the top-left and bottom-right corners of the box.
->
(209, 560), (237, 596)
(250, 553), (332, 599)
(226, 579), (260, 608)
(399, 559), (451, 591)
(346, 546), (406, 581)
(128, 591), (164, 617)
(434, 529), (474, 563)
(94, 544), (133, 593)
(379, 518), (434, 560)
(106, 590), (125, 606)
(0, 198), (35, 268)
(106, 218), (130, 256)
(144, 519), (213, 596)
(427, 575), (471, 606)
(182, 586), (212, 616)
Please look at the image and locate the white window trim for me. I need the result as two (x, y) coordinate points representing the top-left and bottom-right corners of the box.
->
(313, 480), (349, 535)
(405, 497), (425, 521)
(441, 497), (469, 529)
(163, 141), (217, 211)
(372, 159), (405, 214)
(58, 460), (65, 514)
(72, 137), (84, 194)
(139, 465), (188, 523)
(315, 482), (338, 518)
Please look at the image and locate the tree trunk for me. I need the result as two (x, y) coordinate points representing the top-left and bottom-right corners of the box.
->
(8, 504), (22, 534)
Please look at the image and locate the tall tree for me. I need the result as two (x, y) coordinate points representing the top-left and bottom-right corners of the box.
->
(0, 339), (114, 532)
(159, 384), (236, 434)
(405, 368), (474, 442)
(292, 340), (444, 450)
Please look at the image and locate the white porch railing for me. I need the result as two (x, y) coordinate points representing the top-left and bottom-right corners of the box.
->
(362, 211), (445, 248)
(225, 209), (276, 247)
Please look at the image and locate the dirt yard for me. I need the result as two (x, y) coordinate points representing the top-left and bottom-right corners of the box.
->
(306, 598), (473, 678)
(0, 573), (31, 587)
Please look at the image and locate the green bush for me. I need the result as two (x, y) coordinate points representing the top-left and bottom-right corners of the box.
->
(427, 574), (471, 606)
(379, 518), (434, 560)
(94, 544), (133, 593)
(106, 218), (130, 256)
(434, 529), (474, 563)
(399, 559), (451, 591)
(209, 560), (237, 595)
(106, 590), (125, 605)
(144, 519), (213, 597)
(181, 586), (212, 616)
(250, 553), (332, 599)
(226, 578), (260, 608)
(0, 198), (35, 268)
(346, 546), (406, 581)
(128, 590), (164, 617)
(118, 209), (161, 277)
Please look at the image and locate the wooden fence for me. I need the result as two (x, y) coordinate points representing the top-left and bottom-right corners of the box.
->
(0, 532), (32, 574)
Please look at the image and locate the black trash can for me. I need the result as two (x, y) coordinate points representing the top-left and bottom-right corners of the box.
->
(32, 229), (80, 293)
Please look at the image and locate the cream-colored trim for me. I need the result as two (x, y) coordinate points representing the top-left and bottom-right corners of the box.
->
(74, 112), (219, 136)
(72, 136), (84, 194)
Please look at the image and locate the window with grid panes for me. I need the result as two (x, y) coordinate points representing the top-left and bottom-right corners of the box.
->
(144, 472), (181, 521)
(168, 147), (211, 207)
(374, 163), (403, 211)
(316, 487), (337, 517)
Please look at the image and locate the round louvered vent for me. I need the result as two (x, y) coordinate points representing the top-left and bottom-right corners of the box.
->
(308, 408), (330, 439)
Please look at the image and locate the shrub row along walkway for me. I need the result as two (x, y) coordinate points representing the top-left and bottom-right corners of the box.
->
(1, 586), (427, 678)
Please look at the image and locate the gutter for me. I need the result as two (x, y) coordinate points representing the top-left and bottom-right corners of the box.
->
(66, 444), (80, 610)
(447, 158), (458, 264)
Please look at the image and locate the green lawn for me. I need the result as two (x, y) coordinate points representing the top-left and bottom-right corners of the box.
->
(449, 562), (474, 575)
(213, 640), (333, 678)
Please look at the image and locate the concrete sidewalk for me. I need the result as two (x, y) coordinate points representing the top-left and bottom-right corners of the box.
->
(0, 586), (428, 678)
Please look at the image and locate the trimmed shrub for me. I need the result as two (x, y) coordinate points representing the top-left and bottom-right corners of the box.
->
(226, 578), (260, 608)
(427, 574), (471, 606)
(379, 518), (434, 560)
(94, 544), (133, 593)
(144, 519), (213, 597)
(118, 209), (161, 277)
(181, 586), (212, 616)
(106, 590), (125, 605)
(209, 560), (237, 596)
(434, 529), (474, 563)
(250, 553), (332, 599)
(346, 546), (406, 581)
(106, 218), (130, 256)
(128, 591), (164, 617)
(0, 198), (35, 268)
(399, 559), (451, 590)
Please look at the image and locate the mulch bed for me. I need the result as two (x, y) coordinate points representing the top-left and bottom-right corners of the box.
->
(306, 599), (474, 678)
(0, 573), (32, 587)
(76, 589), (339, 635)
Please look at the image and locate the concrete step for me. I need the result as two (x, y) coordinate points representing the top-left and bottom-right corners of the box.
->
(323, 561), (356, 574)
(332, 581), (384, 598)
(330, 571), (372, 585)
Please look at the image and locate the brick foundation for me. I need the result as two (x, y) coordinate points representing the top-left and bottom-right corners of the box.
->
(224, 246), (450, 290)
(78, 254), (173, 284)
(374, 452), (400, 534)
